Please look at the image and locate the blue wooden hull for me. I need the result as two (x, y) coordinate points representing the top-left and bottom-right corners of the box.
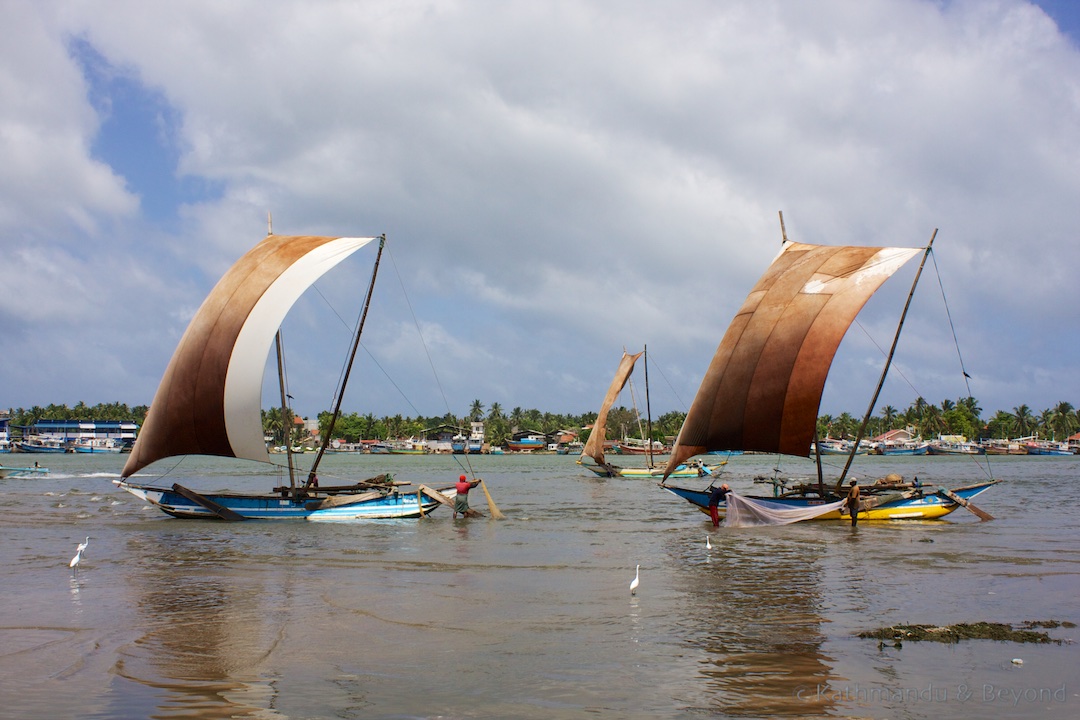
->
(114, 480), (453, 520)
(16, 442), (68, 453)
(879, 445), (929, 455)
(1024, 446), (1073, 456)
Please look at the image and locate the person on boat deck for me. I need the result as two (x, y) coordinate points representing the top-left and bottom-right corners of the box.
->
(708, 483), (731, 528)
(846, 479), (861, 527)
(454, 474), (481, 518)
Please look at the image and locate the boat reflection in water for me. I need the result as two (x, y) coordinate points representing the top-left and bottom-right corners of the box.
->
(114, 531), (288, 719)
(668, 530), (838, 717)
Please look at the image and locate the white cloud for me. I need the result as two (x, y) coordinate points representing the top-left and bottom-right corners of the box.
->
(1, 0), (1078, 422)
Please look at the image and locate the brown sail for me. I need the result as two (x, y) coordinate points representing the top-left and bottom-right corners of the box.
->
(664, 241), (919, 476)
(581, 350), (643, 468)
(122, 234), (377, 478)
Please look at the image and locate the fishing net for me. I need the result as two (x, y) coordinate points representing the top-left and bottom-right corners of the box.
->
(724, 491), (847, 527)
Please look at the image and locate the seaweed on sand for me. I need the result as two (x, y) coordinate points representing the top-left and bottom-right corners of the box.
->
(859, 620), (1075, 645)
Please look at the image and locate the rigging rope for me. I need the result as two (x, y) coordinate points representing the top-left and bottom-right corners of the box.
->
(384, 247), (477, 480)
(930, 249), (974, 398)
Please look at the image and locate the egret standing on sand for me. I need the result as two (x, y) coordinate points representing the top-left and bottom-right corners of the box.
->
(69, 536), (89, 568)
(630, 565), (640, 595)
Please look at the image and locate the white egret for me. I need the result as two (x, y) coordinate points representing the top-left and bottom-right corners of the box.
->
(69, 537), (89, 568)
(629, 565), (640, 595)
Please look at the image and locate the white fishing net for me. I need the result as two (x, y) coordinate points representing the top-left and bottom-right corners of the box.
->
(724, 491), (847, 527)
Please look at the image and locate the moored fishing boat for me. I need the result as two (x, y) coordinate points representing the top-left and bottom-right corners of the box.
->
(927, 438), (985, 455)
(114, 232), (456, 520)
(877, 441), (930, 455)
(1022, 440), (1073, 456)
(661, 215), (998, 525)
(507, 435), (546, 452)
(73, 437), (124, 453)
(616, 439), (669, 455)
(16, 437), (69, 453)
(981, 439), (1028, 455)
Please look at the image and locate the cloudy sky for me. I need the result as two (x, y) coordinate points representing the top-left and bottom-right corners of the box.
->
(2, 0), (1079, 427)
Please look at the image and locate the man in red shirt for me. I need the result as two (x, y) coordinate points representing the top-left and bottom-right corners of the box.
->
(454, 474), (481, 518)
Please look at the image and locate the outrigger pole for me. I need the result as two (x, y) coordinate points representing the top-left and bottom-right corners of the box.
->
(837, 229), (937, 489)
(305, 234), (386, 488)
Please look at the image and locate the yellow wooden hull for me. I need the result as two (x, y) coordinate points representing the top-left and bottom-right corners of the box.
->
(674, 480), (999, 523)
(698, 502), (960, 522)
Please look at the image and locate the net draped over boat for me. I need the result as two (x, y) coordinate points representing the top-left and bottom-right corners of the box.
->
(724, 492), (847, 527)
(664, 241), (919, 478)
(122, 234), (377, 479)
(581, 350), (643, 467)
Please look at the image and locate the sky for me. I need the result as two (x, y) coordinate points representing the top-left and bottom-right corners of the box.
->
(2, 0), (1079, 427)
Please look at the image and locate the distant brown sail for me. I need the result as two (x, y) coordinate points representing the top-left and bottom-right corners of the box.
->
(581, 350), (643, 468)
(122, 234), (377, 479)
(664, 241), (919, 476)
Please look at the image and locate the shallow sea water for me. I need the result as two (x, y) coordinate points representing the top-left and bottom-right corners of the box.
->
(1, 451), (1077, 719)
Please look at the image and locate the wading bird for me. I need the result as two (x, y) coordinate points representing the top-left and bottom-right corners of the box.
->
(69, 536), (89, 568)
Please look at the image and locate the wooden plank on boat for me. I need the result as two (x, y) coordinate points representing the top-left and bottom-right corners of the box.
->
(417, 485), (454, 507)
(938, 488), (994, 521)
(171, 483), (248, 521)
(305, 490), (385, 510)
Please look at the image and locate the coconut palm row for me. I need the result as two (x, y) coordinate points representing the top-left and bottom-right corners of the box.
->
(818, 399), (1079, 443)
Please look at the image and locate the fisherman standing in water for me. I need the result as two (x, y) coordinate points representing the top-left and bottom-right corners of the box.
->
(846, 478), (861, 527)
(454, 474), (481, 518)
(707, 483), (730, 528)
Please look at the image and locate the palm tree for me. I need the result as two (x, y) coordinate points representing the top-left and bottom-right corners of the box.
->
(879, 405), (897, 430)
(487, 402), (504, 421)
(1038, 408), (1055, 439)
(468, 399), (485, 421)
(922, 404), (946, 437)
(1051, 401), (1077, 441)
(835, 412), (857, 439)
(509, 407), (525, 432)
(817, 414), (834, 438)
(958, 396), (982, 421)
(1010, 405), (1035, 438)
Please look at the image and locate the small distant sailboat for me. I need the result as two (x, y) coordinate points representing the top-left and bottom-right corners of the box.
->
(114, 232), (457, 520)
(661, 214), (997, 525)
(579, 348), (713, 479)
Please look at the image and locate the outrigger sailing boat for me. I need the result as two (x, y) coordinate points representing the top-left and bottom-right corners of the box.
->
(661, 216), (998, 524)
(579, 348), (714, 479)
(114, 233), (457, 520)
